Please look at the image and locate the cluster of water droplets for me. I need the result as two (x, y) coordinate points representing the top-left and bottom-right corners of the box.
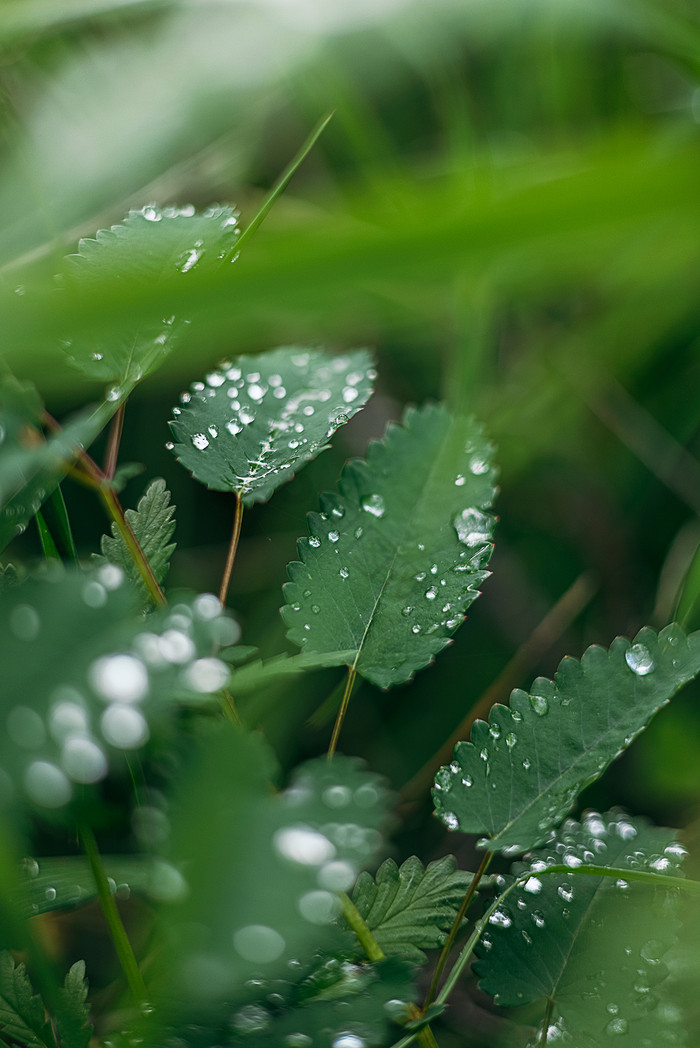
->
(4, 572), (238, 810)
(168, 350), (374, 498)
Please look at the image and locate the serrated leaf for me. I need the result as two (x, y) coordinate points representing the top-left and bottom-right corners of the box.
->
(152, 726), (392, 1017)
(168, 347), (375, 506)
(94, 478), (176, 600)
(61, 205), (240, 386)
(351, 855), (474, 963)
(0, 379), (118, 553)
(474, 811), (687, 1046)
(54, 962), (92, 1048)
(0, 951), (55, 1048)
(282, 403), (496, 688)
(17, 855), (188, 919)
(433, 623), (700, 852)
(230, 648), (358, 694)
(0, 567), (239, 815)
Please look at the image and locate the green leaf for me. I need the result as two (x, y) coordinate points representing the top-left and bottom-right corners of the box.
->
(94, 478), (176, 601)
(282, 403), (496, 688)
(60, 205), (240, 387)
(228, 956), (417, 1048)
(0, 378), (118, 553)
(17, 855), (188, 919)
(230, 649), (358, 694)
(474, 811), (687, 1045)
(0, 951), (55, 1048)
(168, 347), (375, 506)
(153, 725), (392, 1014)
(0, 567), (240, 815)
(432, 623), (700, 852)
(351, 855), (474, 963)
(54, 962), (92, 1048)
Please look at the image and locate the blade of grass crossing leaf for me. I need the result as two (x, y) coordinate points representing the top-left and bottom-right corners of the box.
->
(36, 510), (60, 561)
(39, 484), (77, 561)
(234, 112), (334, 255)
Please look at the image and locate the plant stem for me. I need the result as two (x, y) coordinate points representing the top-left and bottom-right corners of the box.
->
(79, 824), (147, 1004)
(338, 892), (440, 1048)
(539, 998), (555, 1045)
(104, 401), (126, 479)
(219, 493), (244, 607)
(423, 849), (492, 1010)
(327, 666), (356, 760)
(99, 484), (167, 606)
(234, 112), (334, 255)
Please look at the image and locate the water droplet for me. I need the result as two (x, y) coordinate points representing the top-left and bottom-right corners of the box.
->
(332, 1035), (366, 1048)
(411, 624), (421, 634)
(522, 756), (532, 769)
(523, 877), (542, 894)
(317, 860), (356, 891)
(191, 433), (209, 450)
(342, 386), (359, 403)
(233, 925), (285, 963)
(61, 737), (108, 784)
(489, 910), (511, 928)
(82, 581), (107, 608)
(182, 658), (229, 693)
(401, 606), (414, 617)
(177, 244), (203, 274)
(461, 774), (473, 787)
(328, 531), (339, 543)
(49, 699), (89, 743)
(558, 884), (574, 902)
(532, 911), (545, 928)
(425, 587), (437, 600)
(24, 761), (72, 807)
(529, 694), (549, 716)
(505, 732), (517, 748)
(274, 826), (336, 865)
(469, 454), (489, 475)
(434, 767), (452, 791)
(298, 889), (340, 924)
(625, 643), (654, 675)
(455, 474), (466, 486)
(247, 383), (265, 401)
(361, 494), (385, 518)
(308, 537), (321, 548)
(454, 508), (493, 547)
(605, 1018), (629, 1036)
(90, 655), (149, 703)
(205, 372), (225, 388)
(9, 604), (41, 641)
(101, 705), (149, 749)
(439, 810), (460, 830)
(311, 604), (321, 614)
(207, 425), (218, 439)
(339, 567), (349, 579)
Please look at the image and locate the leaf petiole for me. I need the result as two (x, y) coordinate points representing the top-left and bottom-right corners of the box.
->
(327, 666), (356, 760)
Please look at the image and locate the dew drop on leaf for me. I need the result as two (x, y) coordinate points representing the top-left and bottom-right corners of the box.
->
(605, 1018), (629, 1036)
(523, 877), (542, 894)
(439, 810), (460, 830)
(489, 910), (512, 928)
(625, 643), (654, 675)
(332, 1034), (367, 1048)
(529, 694), (549, 716)
(361, 494), (385, 518)
(454, 508), (493, 547)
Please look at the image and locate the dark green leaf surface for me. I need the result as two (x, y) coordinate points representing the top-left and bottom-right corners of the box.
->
(433, 624), (700, 851)
(474, 811), (686, 1045)
(156, 727), (392, 1015)
(0, 379), (116, 553)
(282, 403), (496, 688)
(61, 205), (240, 386)
(168, 347), (374, 505)
(0, 951), (54, 1048)
(351, 855), (474, 963)
(0, 568), (239, 813)
(94, 478), (176, 600)
(54, 962), (92, 1048)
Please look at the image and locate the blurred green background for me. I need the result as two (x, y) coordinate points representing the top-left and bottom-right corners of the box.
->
(1, 0), (700, 1038)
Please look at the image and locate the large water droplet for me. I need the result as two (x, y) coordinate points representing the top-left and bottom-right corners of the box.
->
(605, 1018), (629, 1036)
(191, 433), (209, 450)
(625, 644), (654, 676)
(233, 925), (285, 963)
(332, 1034), (366, 1048)
(439, 810), (460, 830)
(361, 494), (385, 518)
(529, 694), (549, 717)
(489, 910), (512, 928)
(90, 655), (149, 703)
(274, 826), (336, 865)
(61, 737), (108, 784)
(24, 761), (72, 807)
(100, 705), (149, 749)
(182, 658), (229, 693)
(454, 508), (493, 547)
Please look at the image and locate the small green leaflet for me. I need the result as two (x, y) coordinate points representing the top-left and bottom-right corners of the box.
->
(474, 811), (687, 1046)
(0, 951), (55, 1048)
(229, 957), (417, 1047)
(54, 962), (92, 1048)
(351, 855), (474, 963)
(153, 726), (392, 1014)
(0, 378), (117, 553)
(168, 347), (375, 505)
(17, 855), (187, 919)
(282, 403), (496, 688)
(60, 204), (240, 386)
(0, 568), (239, 813)
(94, 478), (176, 600)
(433, 623), (700, 852)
